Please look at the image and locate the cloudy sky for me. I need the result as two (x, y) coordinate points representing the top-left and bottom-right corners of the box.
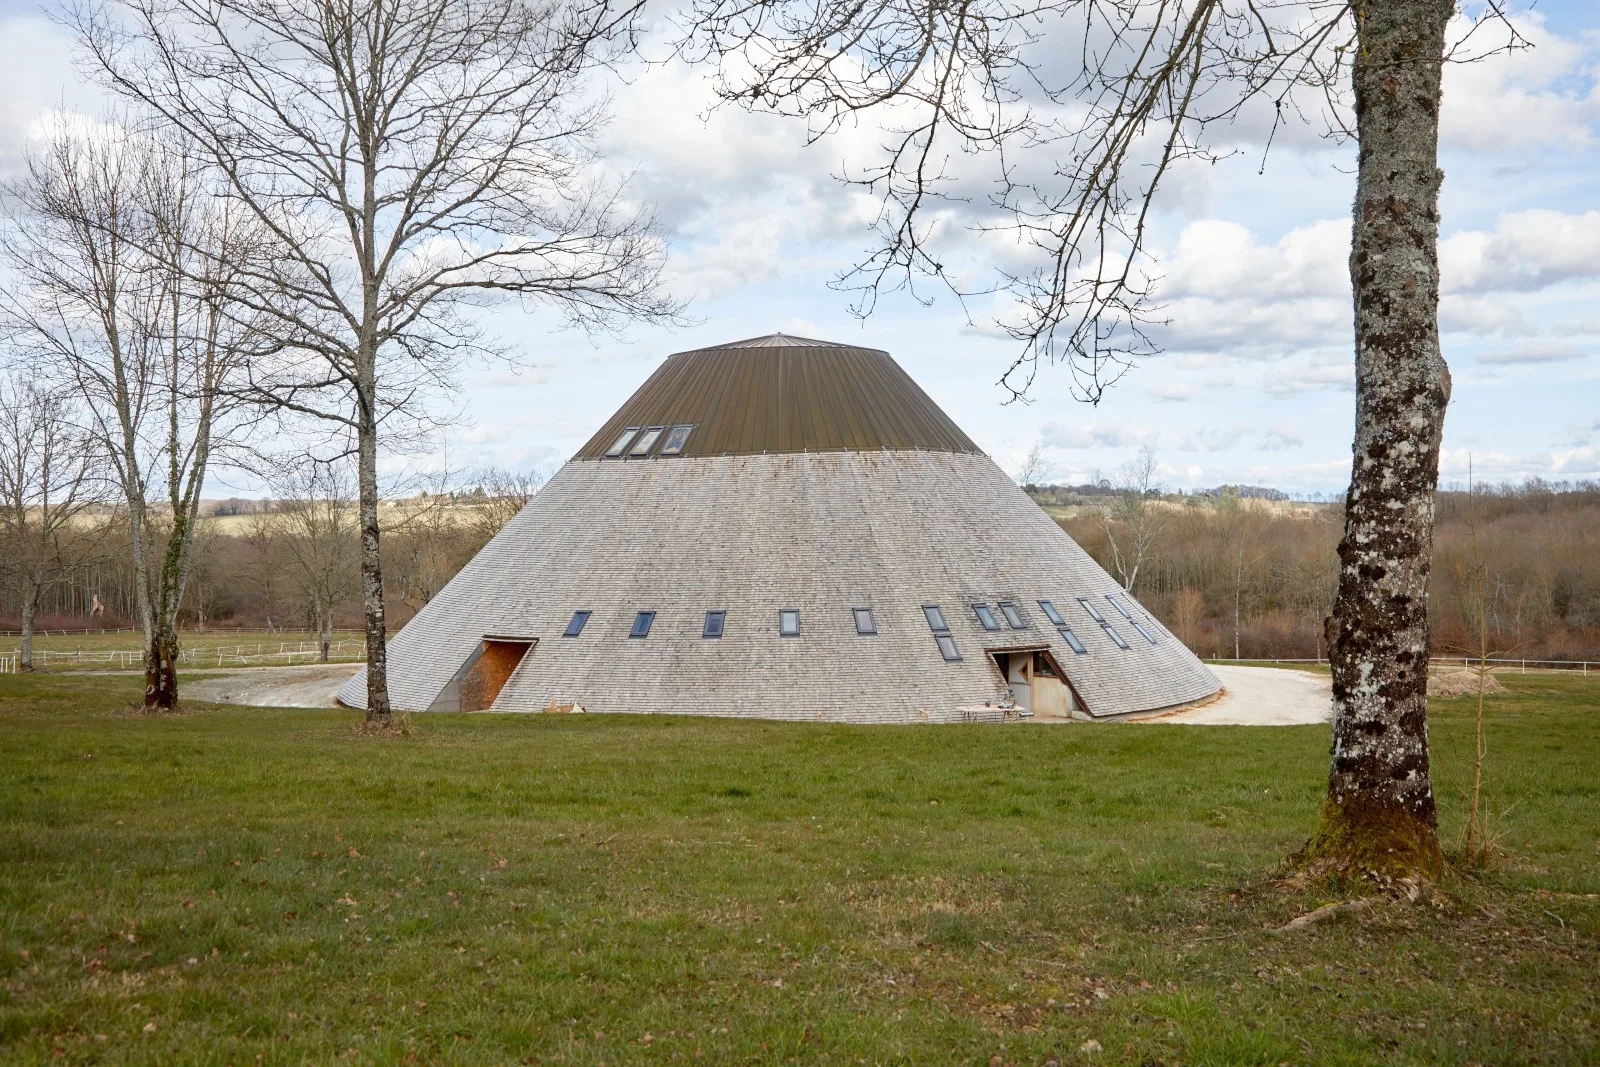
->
(1, 0), (1596, 496)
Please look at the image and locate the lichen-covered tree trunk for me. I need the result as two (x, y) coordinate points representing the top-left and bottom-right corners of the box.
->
(1304, 0), (1453, 876)
(357, 342), (393, 726)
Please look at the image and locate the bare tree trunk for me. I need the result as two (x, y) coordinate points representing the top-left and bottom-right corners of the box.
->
(358, 352), (391, 724)
(1302, 0), (1452, 877)
(19, 587), (37, 671)
(318, 602), (332, 663)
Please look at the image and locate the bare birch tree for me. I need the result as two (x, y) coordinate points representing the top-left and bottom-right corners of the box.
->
(684, 0), (1520, 875)
(70, 0), (681, 725)
(265, 462), (360, 662)
(1099, 444), (1164, 593)
(0, 117), (260, 708)
(0, 373), (101, 669)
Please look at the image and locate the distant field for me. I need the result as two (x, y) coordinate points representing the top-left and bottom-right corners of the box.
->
(4, 631), (365, 670)
(0, 671), (1594, 1064)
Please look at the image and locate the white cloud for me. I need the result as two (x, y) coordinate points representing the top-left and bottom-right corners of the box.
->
(1440, 13), (1600, 154)
(1442, 209), (1600, 294)
(1476, 342), (1588, 365)
(1145, 381), (1196, 403)
(1259, 421), (1304, 451)
(1179, 426), (1246, 453)
(1260, 356), (1353, 396)
(1038, 422), (1152, 450)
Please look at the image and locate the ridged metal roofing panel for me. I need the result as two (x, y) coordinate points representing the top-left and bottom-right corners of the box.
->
(575, 335), (980, 459)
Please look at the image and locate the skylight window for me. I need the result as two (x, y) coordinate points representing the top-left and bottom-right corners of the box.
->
(973, 604), (1001, 631)
(999, 602), (1026, 629)
(853, 608), (877, 635)
(703, 610), (726, 638)
(604, 428), (640, 457)
(1077, 597), (1107, 624)
(1101, 624), (1131, 650)
(629, 611), (655, 638)
(1106, 594), (1160, 644)
(779, 609), (800, 636)
(923, 604), (960, 661)
(1038, 599), (1065, 626)
(630, 426), (665, 456)
(563, 610), (591, 637)
(658, 424), (694, 456)
(1057, 626), (1087, 654)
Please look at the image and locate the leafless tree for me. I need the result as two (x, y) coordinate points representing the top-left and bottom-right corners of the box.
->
(1099, 444), (1164, 593)
(70, 0), (683, 725)
(1015, 442), (1053, 489)
(468, 465), (550, 542)
(683, 0), (1524, 875)
(0, 373), (101, 668)
(0, 117), (260, 708)
(1172, 587), (1204, 649)
(265, 462), (360, 662)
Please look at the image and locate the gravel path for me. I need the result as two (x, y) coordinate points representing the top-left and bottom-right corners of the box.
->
(183, 664), (359, 708)
(180, 662), (1332, 725)
(1141, 664), (1331, 726)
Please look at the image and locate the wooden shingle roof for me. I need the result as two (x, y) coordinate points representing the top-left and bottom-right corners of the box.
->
(574, 334), (981, 459)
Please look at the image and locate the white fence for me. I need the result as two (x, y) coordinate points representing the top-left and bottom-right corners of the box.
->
(6, 639), (366, 671)
(1209, 656), (1593, 676)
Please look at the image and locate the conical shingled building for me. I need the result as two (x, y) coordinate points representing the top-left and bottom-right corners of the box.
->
(338, 333), (1221, 722)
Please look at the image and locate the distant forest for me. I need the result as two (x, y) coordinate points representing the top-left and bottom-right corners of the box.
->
(1054, 479), (1600, 661)
(6, 478), (1597, 663)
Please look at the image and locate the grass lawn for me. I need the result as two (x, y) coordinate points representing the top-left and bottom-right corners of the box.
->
(1, 672), (1595, 1065)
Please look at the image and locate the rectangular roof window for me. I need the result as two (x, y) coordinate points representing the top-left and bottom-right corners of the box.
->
(853, 607), (877, 635)
(973, 604), (1000, 631)
(1129, 618), (1159, 645)
(999, 602), (1027, 629)
(604, 428), (640, 457)
(658, 424), (694, 456)
(703, 610), (725, 638)
(1038, 599), (1065, 626)
(1057, 626), (1087, 654)
(1077, 597), (1107, 624)
(1101, 623), (1130, 650)
(922, 604), (949, 633)
(936, 634), (962, 662)
(779, 609), (800, 636)
(1105, 594), (1134, 620)
(563, 610), (591, 637)
(630, 426), (665, 456)
(629, 610), (655, 639)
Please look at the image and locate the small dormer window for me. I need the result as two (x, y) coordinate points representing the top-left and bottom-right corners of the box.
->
(658, 424), (694, 456)
(630, 426), (665, 456)
(604, 428), (640, 457)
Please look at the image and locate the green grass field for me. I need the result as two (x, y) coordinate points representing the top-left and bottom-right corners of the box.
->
(1, 671), (1595, 1065)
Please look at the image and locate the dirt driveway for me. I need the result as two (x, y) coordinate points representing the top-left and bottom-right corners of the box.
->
(1141, 664), (1331, 726)
(183, 664), (359, 709)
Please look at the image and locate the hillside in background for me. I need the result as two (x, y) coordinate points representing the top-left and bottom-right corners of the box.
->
(6, 479), (1596, 664)
(1047, 479), (1600, 661)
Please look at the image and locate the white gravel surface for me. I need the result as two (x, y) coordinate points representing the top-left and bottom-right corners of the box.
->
(1141, 664), (1331, 725)
(184, 664), (359, 708)
(183, 661), (1331, 725)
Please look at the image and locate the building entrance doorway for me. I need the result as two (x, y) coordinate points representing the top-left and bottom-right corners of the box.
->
(988, 646), (1079, 719)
